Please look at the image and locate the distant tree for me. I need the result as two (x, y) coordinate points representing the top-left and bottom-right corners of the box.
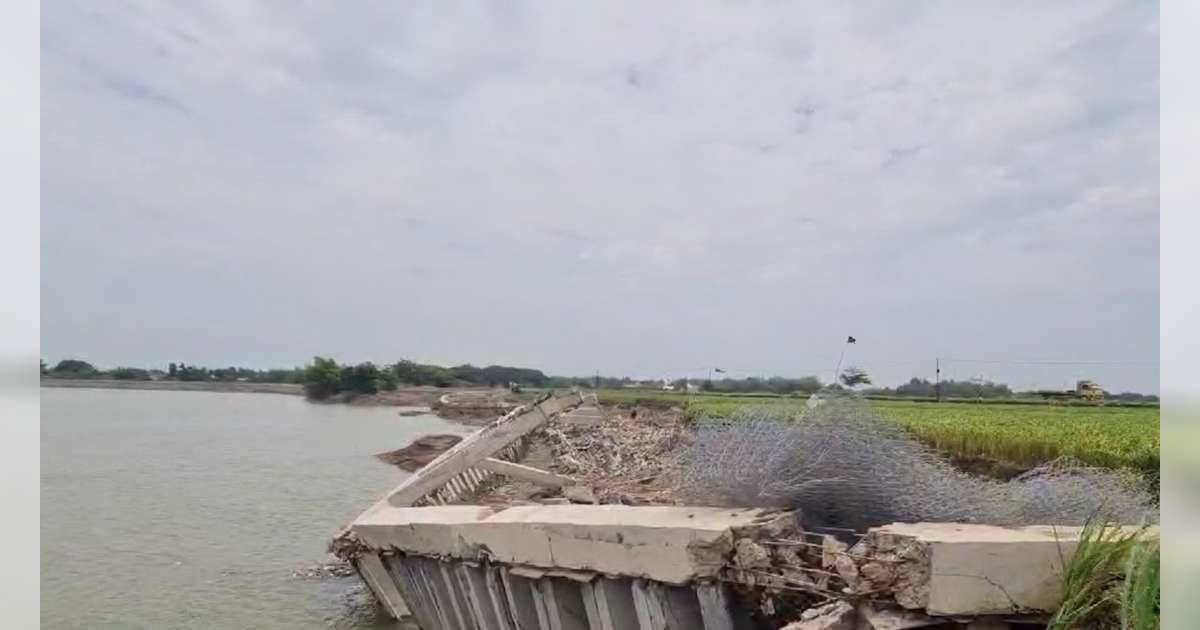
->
(50, 359), (98, 377)
(168, 362), (178, 378)
(377, 370), (398, 391)
(40, 359), (48, 375)
(339, 362), (380, 396)
(176, 363), (209, 381)
(303, 356), (342, 400)
(839, 366), (872, 388)
(392, 360), (422, 385)
(110, 367), (151, 381)
(248, 367), (301, 384)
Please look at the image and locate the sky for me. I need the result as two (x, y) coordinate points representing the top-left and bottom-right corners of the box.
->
(41, 0), (1159, 392)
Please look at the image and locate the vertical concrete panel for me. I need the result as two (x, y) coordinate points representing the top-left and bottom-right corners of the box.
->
(580, 583), (604, 630)
(581, 578), (640, 630)
(631, 579), (668, 630)
(483, 567), (517, 630)
(439, 561), (478, 630)
(400, 557), (448, 629)
(695, 584), (735, 630)
(662, 586), (704, 630)
(539, 578), (589, 630)
(416, 557), (463, 630)
(500, 568), (543, 630)
(529, 579), (553, 630)
(457, 564), (509, 630)
(383, 554), (441, 630)
(356, 553), (411, 620)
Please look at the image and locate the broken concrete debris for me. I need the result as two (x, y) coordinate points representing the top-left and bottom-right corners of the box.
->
(562, 484), (597, 504)
(779, 600), (856, 630)
(735, 538), (774, 570)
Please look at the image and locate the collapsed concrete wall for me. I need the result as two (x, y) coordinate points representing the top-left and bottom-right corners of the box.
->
(333, 392), (1136, 629)
(335, 503), (1116, 629)
(339, 504), (796, 629)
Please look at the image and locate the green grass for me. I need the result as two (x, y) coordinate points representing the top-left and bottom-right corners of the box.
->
(1047, 517), (1159, 629)
(596, 389), (1161, 475)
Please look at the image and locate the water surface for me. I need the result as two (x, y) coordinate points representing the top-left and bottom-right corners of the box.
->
(42, 388), (468, 629)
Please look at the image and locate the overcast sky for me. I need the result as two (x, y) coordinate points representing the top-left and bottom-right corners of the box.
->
(41, 1), (1159, 392)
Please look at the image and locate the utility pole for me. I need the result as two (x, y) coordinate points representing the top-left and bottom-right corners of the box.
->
(935, 357), (941, 403)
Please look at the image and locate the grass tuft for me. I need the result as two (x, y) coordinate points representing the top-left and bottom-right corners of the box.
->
(1048, 514), (1159, 630)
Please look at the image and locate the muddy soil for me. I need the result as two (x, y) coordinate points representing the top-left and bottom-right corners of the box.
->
(375, 434), (464, 472)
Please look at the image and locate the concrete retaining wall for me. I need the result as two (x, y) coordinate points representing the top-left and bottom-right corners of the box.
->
(356, 550), (741, 630)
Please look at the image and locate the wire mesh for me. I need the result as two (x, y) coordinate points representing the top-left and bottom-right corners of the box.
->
(674, 392), (1157, 533)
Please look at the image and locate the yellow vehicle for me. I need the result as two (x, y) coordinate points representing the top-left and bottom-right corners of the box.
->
(1034, 380), (1104, 402)
(1075, 380), (1104, 401)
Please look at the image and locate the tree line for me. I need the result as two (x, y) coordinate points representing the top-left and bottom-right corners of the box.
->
(864, 377), (1158, 402)
(40, 359), (307, 383)
(41, 357), (1157, 402)
(300, 357), (551, 400)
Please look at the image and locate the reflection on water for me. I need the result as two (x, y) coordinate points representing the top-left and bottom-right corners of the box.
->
(42, 388), (466, 629)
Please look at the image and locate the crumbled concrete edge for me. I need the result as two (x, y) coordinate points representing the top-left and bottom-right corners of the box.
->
(329, 526), (370, 562)
(837, 531), (931, 610)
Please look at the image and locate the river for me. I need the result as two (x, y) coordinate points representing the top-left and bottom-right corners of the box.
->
(41, 387), (471, 629)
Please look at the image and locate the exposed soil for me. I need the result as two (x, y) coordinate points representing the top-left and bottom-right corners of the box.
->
(430, 389), (527, 424)
(945, 453), (1033, 481)
(333, 388), (444, 407)
(375, 434), (464, 472)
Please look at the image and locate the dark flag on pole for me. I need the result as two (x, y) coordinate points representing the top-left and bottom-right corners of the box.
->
(847, 336), (857, 344)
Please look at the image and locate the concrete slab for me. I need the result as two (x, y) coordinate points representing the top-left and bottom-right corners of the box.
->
(353, 505), (496, 556)
(866, 523), (1152, 616)
(467, 506), (780, 584)
(352, 504), (786, 585)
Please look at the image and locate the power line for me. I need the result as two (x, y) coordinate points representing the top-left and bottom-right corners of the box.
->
(940, 358), (1157, 367)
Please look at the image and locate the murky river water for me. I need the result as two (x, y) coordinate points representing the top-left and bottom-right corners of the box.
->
(42, 387), (470, 629)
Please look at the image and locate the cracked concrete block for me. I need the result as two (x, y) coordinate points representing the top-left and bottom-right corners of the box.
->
(863, 523), (1102, 616)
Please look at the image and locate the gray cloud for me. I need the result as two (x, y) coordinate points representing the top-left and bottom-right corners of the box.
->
(41, 0), (1158, 392)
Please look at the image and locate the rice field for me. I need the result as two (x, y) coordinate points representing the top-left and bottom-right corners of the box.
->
(596, 389), (1160, 474)
(872, 399), (1160, 474)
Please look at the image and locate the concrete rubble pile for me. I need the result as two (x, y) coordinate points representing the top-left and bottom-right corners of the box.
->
(537, 408), (685, 505)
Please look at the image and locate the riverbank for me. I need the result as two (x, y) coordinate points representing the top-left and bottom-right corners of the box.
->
(41, 378), (306, 395)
